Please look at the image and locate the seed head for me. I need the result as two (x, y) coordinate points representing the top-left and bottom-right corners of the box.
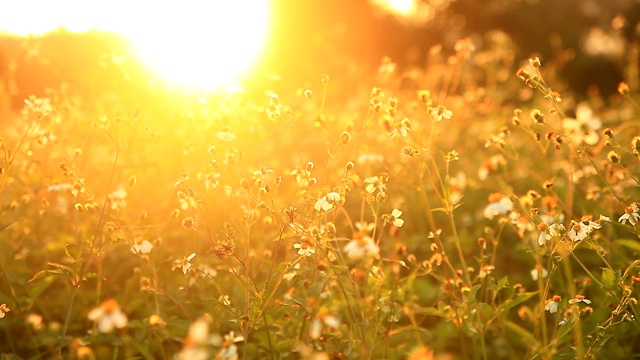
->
(607, 150), (620, 164)
(530, 109), (545, 123)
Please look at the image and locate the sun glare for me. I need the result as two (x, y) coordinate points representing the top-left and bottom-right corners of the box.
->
(386, 0), (416, 14)
(0, 1), (270, 91)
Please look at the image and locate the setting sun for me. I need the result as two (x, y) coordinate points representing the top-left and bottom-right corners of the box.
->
(0, 1), (270, 91)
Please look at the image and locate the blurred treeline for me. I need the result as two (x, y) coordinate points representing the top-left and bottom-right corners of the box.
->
(0, 0), (639, 106)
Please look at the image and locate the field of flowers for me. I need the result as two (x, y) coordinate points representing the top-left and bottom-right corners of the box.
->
(2, 23), (640, 360)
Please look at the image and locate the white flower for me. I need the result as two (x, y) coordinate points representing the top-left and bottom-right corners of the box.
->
(187, 317), (211, 345)
(431, 105), (453, 121)
(179, 317), (222, 360)
(619, 203), (640, 225)
(484, 194), (513, 219)
(355, 222), (375, 233)
(344, 234), (379, 260)
(87, 299), (128, 333)
(530, 266), (549, 281)
(568, 295), (592, 305)
(568, 220), (590, 242)
(562, 103), (601, 145)
(0, 304), (10, 319)
(544, 296), (561, 313)
(314, 192), (340, 211)
(174, 253), (196, 275)
(537, 223), (565, 246)
(217, 331), (244, 360)
(364, 176), (387, 194)
(293, 242), (315, 257)
(391, 209), (404, 227)
(428, 229), (442, 238)
(131, 240), (153, 255)
(309, 314), (340, 339)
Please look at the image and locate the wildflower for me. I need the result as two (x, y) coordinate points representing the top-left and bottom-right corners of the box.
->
(390, 209), (404, 227)
(378, 56), (397, 76)
(568, 220), (590, 241)
(478, 154), (506, 180)
(24, 96), (52, 118)
(633, 137), (640, 156)
(182, 216), (196, 229)
(619, 203), (640, 225)
(545, 295), (561, 313)
(562, 103), (602, 145)
(217, 331), (244, 360)
(26, 314), (43, 330)
(208, 238), (236, 260)
(344, 232), (379, 260)
(484, 193), (513, 219)
(148, 314), (164, 326)
(530, 265), (549, 281)
(179, 316), (218, 360)
(363, 175), (388, 194)
(174, 253), (196, 275)
(445, 150), (459, 162)
(340, 131), (351, 144)
(530, 109), (545, 123)
(431, 105), (453, 121)
(479, 265), (495, 278)
(303, 89), (313, 99)
(599, 214), (611, 223)
(87, 299), (128, 333)
(131, 239), (153, 254)
(314, 192), (340, 211)
(568, 294), (592, 305)
(266, 94), (282, 119)
(537, 222), (565, 246)
(355, 221), (375, 234)
(619, 82), (630, 95)
(529, 56), (541, 68)
(293, 242), (315, 257)
(309, 314), (340, 339)
(0, 304), (10, 319)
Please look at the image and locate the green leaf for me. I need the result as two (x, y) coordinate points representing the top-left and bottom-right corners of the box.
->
(465, 285), (482, 304)
(130, 339), (155, 360)
(505, 320), (535, 344)
(28, 269), (62, 283)
(64, 243), (82, 261)
(496, 292), (538, 315)
(272, 231), (297, 242)
(83, 272), (99, 281)
(47, 262), (75, 277)
(414, 307), (446, 317)
(602, 268), (617, 289)
(28, 273), (57, 300)
(615, 239), (640, 253)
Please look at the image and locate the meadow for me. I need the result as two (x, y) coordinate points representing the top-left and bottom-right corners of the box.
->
(1, 24), (640, 360)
